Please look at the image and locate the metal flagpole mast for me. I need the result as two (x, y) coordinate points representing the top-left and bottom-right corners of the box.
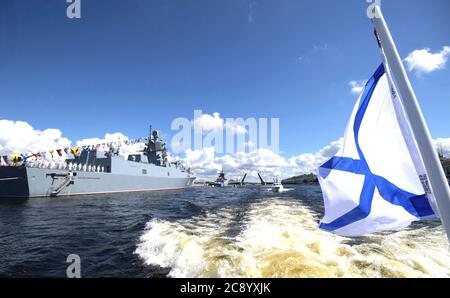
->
(371, 5), (450, 242)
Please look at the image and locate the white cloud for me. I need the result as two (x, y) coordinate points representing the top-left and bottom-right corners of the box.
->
(192, 112), (224, 134)
(192, 112), (246, 135)
(0, 120), (71, 155)
(184, 147), (218, 176)
(225, 121), (247, 135)
(0, 120), (144, 160)
(182, 139), (344, 181)
(349, 80), (366, 95)
(183, 147), (291, 180)
(245, 141), (256, 149)
(289, 138), (343, 175)
(404, 46), (450, 76)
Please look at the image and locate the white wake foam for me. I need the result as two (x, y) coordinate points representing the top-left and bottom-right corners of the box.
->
(135, 198), (450, 277)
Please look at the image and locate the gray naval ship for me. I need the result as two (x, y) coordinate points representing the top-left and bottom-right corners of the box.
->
(0, 129), (195, 198)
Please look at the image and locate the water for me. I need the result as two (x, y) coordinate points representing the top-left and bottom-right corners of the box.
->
(1, 185), (449, 277)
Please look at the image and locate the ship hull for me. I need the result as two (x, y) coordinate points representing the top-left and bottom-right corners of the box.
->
(0, 167), (194, 198)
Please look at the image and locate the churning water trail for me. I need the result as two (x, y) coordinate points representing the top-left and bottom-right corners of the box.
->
(135, 187), (450, 278)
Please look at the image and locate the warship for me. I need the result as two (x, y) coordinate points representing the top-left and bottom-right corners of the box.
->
(0, 129), (195, 198)
(207, 169), (228, 187)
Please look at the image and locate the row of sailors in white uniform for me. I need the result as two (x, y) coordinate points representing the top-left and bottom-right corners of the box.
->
(27, 160), (106, 172)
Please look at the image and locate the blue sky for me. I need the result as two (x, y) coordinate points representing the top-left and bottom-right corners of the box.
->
(0, 0), (449, 158)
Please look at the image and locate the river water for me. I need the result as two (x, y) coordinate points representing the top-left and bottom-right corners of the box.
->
(0, 185), (449, 277)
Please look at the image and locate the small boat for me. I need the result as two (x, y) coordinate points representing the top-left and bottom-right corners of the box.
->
(271, 178), (285, 193)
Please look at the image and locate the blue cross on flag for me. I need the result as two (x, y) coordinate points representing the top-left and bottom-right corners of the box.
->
(317, 61), (440, 237)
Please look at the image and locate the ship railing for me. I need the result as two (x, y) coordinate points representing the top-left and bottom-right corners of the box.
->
(17, 162), (107, 173)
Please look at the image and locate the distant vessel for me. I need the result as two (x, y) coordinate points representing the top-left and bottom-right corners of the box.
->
(271, 178), (285, 193)
(207, 169), (228, 187)
(0, 129), (195, 198)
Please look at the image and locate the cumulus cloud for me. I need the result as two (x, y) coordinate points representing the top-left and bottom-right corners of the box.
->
(0, 120), (71, 155)
(289, 138), (343, 175)
(245, 141), (256, 149)
(182, 139), (344, 181)
(225, 121), (247, 135)
(349, 80), (366, 95)
(404, 46), (450, 76)
(0, 120), (144, 160)
(192, 112), (224, 134)
(183, 147), (291, 180)
(192, 111), (246, 135)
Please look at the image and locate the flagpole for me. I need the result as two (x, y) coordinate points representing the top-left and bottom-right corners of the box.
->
(371, 5), (450, 242)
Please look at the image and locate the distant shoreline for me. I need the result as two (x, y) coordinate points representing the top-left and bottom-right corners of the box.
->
(282, 174), (319, 185)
